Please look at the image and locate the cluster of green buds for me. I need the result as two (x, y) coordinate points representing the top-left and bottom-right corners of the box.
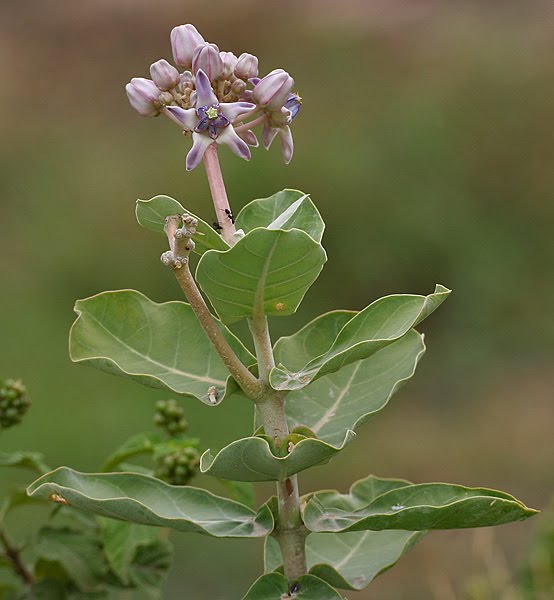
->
(154, 445), (201, 486)
(154, 398), (188, 437)
(0, 378), (30, 431)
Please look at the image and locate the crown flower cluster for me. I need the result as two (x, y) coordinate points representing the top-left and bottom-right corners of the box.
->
(126, 24), (301, 170)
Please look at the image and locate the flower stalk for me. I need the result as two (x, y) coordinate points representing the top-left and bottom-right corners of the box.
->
(203, 145), (236, 245)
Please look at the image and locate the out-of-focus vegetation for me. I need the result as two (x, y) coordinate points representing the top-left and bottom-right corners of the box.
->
(1, 1), (552, 598)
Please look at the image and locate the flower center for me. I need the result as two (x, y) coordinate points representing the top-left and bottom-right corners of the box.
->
(205, 105), (219, 119)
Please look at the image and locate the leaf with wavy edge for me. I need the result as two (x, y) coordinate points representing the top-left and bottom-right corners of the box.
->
(235, 189), (325, 243)
(242, 573), (344, 600)
(69, 289), (255, 405)
(135, 195), (228, 255)
(196, 228), (327, 325)
(27, 468), (274, 538)
(270, 285), (450, 391)
(303, 475), (538, 533)
(265, 476), (425, 591)
(200, 431), (356, 482)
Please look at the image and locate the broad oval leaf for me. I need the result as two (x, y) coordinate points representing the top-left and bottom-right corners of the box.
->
(101, 432), (164, 472)
(69, 290), (255, 405)
(283, 328), (426, 447)
(200, 432), (355, 482)
(135, 195), (228, 254)
(265, 530), (423, 591)
(270, 285), (450, 391)
(235, 189), (324, 243)
(242, 573), (344, 600)
(196, 228), (327, 325)
(303, 476), (538, 533)
(27, 468), (274, 538)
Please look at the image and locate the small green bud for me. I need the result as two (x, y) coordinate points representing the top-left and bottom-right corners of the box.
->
(0, 379), (30, 431)
(154, 445), (200, 486)
(154, 399), (188, 437)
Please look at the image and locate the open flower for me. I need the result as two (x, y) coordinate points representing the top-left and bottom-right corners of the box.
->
(165, 70), (255, 170)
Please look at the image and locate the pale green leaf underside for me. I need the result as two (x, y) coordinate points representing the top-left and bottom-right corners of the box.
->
(284, 328), (426, 447)
(235, 189), (325, 243)
(242, 573), (344, 600)
(270, 285), (450, 391)
(27, 468), (274, 538)
(200, 432), (356, 482)
(265, 530), (424, 591)
(196, 228), (327, 324)
(303, 476), (538, 533)
(135, 195), (228, 255)
(69, 289), (254, 405)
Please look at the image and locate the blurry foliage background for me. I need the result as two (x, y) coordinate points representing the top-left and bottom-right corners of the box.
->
(1, 1), (553, 598)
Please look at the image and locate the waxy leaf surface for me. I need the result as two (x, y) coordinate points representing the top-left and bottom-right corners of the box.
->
(265, 477), (424, 591)
(303, 475), (538, 533)
(235, 189), (325, 243)
(242, 573), (344, 600)
(69, 290), (254, 405)
(135, 195), (228, 254)
(196, 228), (326, 324)
(200, 431), (355, 482)
(270, 285), (450, 390)
(27, 468), (274, 538)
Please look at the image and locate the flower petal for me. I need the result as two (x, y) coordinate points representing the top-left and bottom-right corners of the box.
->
(186, 132), (213, 170)
(194, 69), (217, 107)
(219, 102), (256, 123)
(217, 127), (251, 161)
(165, 106), (198, 130)
(238, 129), (259, 147)
(262, 122), (279, 150)
(194, 117), (209, 132)
(279, 125), (294, 164)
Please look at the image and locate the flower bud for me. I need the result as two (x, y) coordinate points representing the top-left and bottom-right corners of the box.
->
(252, 69), (294, 111)
(0, 378), (30, 431)
(231, 79), (247, 95)
(125, 77), (161, 117)
(220, 51), (238, 79)
(234, 53), (259, 80)
(192, 43), (224, 81)
(171, 24), (205, 68)
(150, 59), (180, 91)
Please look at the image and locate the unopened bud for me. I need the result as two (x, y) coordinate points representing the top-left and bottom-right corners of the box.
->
(231, 79), (247, 95)
(252, 69), (294, 111)
(150, 59), (180, 91)
(234, 53), (258, 80)
(159, 91), (174, 105)
(171, 24), (205, 69)
(192, 43), (224, 81)
(125, 78), (161, 117)
(220, 51), (238, 79)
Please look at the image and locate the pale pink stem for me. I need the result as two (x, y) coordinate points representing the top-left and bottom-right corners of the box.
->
(203, 144), (236, 245)
(234, 114), (266, 133)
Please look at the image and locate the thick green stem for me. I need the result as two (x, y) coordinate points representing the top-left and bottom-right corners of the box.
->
(249, 313), (308, 584)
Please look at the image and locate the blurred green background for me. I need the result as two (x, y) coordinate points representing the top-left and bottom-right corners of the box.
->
(1, 1), (553, 598)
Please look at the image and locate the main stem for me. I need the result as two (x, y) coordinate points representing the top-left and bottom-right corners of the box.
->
(203, 149), (308, 583)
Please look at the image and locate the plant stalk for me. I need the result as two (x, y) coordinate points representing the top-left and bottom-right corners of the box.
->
(0, 529), (33, 585)
(203, 144), (236, 246)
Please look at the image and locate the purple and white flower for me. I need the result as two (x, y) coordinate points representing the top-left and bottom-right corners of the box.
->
(252, 69), (294, 111)
(171, 25), (204, 69)
(125, 77), (161, 117)
(192, 43), (224, 81)
(165, 70), (255, 170)
(150, 59), (180, 91)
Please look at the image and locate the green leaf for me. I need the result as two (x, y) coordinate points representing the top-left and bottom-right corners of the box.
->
(200, 431), (355, 482)
(270, 285), (450, 391)
(0, 487), (49, 522)
(135, 195), (228, 255)
(283, 328), (426, 448)
(303, 475), (538, 533)
(98, 519), (158, 585)
(265, 477), (424, 591)
(196, 228), (327, 325)
(217, 481), (256, 509)
(101, 432), (164, 472)
(33, 527), (108, 593)
(126, 540), (172, 598)
(0, 451), (50, 475)
(235, 189), (325, 243)
(69, 290), (255, 405)
(27, 468), (274, 538)
(242, 573), (344, 600)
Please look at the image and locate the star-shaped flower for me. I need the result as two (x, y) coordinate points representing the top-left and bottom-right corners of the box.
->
(165, 70), (255, 170)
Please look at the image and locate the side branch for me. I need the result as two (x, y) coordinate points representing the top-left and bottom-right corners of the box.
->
(0, 530), (33, 585)
(162, 215), (263, 401)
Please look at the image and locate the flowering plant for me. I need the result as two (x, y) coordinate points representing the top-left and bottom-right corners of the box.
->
(22, 24), (537, 599)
